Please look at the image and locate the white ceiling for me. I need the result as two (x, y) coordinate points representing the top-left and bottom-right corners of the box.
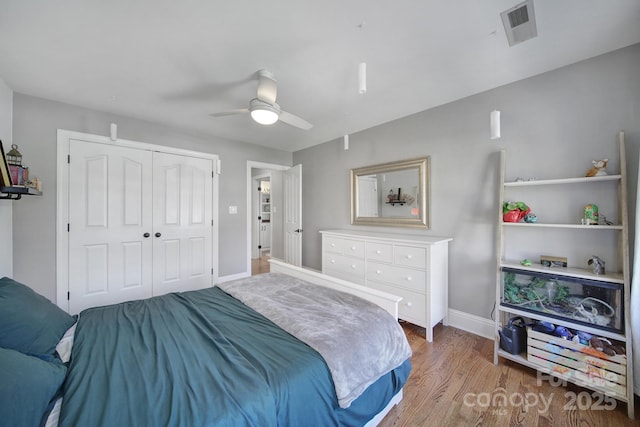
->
(1, 1), (639, 152)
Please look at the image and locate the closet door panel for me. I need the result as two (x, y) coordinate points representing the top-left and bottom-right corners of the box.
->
(68, 140), (153, 314)
(152, 152), (213, 295)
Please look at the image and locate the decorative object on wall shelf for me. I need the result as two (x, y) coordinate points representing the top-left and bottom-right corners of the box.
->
(585, 159), (608, 177)
(540, 255), (567, 268)
(588, 255), (606, 275)
(0, 140), (12, 187)
(523, 212), (538, 223)
(583, 203), (599, 225)
(502, 201), (530, 222)
(7, 144), (28, 186)
(6, 143), (22, 166)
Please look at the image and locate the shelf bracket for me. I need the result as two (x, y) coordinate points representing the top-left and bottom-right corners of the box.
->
(0, 193), (22, 200)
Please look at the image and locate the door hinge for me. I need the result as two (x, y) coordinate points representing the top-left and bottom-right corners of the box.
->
(67, 154), (70, 164)
(212, 171), (214, 178)
(67, 223), (70, 232)
(258, 186), (261, 192)
(67, 291), (70, 300)
(258, 245), (262, 249)
(211, 268), (214, 275)
(211, 219), (214, 226)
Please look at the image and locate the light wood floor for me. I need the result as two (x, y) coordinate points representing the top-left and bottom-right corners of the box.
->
(251, 254), (270, 276)
(379, 322), (640, 427)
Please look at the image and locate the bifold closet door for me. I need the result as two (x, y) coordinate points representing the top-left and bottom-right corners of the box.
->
(68, 141), (153, 313)
(152, 152), (213, 296)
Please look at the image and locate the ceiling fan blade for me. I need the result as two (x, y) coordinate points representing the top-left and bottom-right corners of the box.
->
(256, 69), (277, 104)
(209, 108), (249, 117)
(279, 110), (313, 130)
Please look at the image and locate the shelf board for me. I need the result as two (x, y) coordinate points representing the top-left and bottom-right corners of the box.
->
(0, 186), (42, 200)
(504, 175), (621, 187)
(498, 305), (627, 342)
(500, 260), (624, 284)
(502, 222), (622, 230)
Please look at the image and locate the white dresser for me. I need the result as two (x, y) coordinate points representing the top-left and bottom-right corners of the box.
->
(320, 230), (452, 342)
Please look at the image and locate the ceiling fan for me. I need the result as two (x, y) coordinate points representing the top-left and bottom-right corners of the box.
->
(211, 69), (313, 130)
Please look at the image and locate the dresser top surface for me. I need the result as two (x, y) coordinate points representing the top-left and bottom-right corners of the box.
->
(320, 229), (452, 245)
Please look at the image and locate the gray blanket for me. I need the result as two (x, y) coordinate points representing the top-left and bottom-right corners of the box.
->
(218, 272), (412, 408)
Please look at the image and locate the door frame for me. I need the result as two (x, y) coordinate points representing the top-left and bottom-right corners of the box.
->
(56, 129), (220, 311)
(245, 161), (290, 276)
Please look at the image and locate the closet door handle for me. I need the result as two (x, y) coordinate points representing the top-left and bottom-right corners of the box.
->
(143, 233), (150, 238)
(155, 232), (162, 238)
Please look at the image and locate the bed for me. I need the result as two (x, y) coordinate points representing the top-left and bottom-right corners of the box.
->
(0, 260), (412, 427)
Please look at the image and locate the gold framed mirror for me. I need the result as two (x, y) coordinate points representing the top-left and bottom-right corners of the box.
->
(350, 156), (430, 228)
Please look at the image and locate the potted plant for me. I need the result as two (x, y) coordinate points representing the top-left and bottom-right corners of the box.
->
(503, 201), (530, 223)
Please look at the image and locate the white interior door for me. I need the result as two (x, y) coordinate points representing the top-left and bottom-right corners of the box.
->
(68, 140), (153, 313)
(284, 164), (302, 266)
(152, 152), (213, 295)
(358, 176), (379, 217)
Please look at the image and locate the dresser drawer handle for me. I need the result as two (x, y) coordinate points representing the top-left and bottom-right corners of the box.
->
(405, 302), (413, 307)
(406, 254), (413, 259)
(376, 250), (382, 254)
(330, 243), (336, 247)
(406, 276), (412, 281)
(351, 264), (357, 269)
(351, 246), (357, 251)
(376, 270), (381, 274)
(331, 259), (336, 264)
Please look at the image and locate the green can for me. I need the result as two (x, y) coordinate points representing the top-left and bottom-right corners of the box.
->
(584, 204), (599, 225)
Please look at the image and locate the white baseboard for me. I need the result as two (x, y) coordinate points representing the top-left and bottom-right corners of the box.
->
(217, 271), (250, 283)
(447, 309), (494, 340)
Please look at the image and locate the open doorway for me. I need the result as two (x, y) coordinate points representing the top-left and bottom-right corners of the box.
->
(247, 161), (289, 276)
(253, 174), (271, 274)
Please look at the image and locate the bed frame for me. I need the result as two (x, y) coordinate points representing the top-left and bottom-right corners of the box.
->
(269, 259), (402, 319)
(268, 259), (405, 425)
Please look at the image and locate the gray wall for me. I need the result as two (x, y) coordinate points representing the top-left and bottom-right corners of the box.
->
(12, 94), (292, 301)
(293, 43), (640, 320)
(0, 78), (12, 277)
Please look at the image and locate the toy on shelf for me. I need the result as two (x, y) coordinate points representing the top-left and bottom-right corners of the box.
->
(503, 201), (530, 223)
(585, 159), (608, 177)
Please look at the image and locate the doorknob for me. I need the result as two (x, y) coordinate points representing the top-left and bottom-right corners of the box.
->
(143, 232), (150, 238)
(155, 232), (161, 238)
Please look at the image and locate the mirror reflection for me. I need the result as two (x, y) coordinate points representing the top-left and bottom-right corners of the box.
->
(351, 157), (429, 228)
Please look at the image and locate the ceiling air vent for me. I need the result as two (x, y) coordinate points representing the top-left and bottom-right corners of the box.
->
(501, 0), (538, 47)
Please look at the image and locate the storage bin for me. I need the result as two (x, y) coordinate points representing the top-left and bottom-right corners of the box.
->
(527, 328), (627, 398)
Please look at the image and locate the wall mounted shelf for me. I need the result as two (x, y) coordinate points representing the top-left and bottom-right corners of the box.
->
(0, 186), (42, 200)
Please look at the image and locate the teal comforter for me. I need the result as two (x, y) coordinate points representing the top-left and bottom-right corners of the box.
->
(59, 285), (410, 426)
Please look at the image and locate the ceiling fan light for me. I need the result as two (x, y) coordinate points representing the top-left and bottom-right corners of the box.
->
(251, 108), (279, 125)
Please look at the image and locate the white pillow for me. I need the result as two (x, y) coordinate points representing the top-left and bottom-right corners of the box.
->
(55, 319), (77, 363)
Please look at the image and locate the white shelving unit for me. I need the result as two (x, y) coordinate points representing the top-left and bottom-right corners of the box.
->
(494, 131), (634, 418)
(259, 189), (270, 251)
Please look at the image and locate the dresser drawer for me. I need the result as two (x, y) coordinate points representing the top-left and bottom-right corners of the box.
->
(324, 236), (365, 258)
(394, 245), (426, 269)
(365, 241), (393, 263)
(367, 280), (426, 325)
(367, 261), (426, 293)
(323, 253), (366, 284)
